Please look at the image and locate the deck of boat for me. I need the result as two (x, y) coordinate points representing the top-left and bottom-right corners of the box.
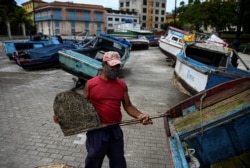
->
(170, 79), (250, 133)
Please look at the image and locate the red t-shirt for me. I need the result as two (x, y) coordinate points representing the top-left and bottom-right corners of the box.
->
(87, 76), (127, 124)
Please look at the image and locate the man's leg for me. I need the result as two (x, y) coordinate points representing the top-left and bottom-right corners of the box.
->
(85, 130), (107, 168)
(107, 127), (126, 168)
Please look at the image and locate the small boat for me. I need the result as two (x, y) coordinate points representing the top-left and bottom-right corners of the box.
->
(58, 33), (131, 84)
(173, 42), (250, 96)
(163, 77), (250, 168)
(13, 42), (80, 69)
(158, 26), (191, 66)
(159, 26), (228, 67)
(108, 19), (152, 50)
(2, 33), (68, 60)
(125, 34), (150, 50)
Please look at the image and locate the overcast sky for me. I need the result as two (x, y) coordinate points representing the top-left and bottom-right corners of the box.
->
(15, 0), (187, 13)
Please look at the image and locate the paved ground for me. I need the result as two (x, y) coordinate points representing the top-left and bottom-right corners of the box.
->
(0, 43), (189, 168)
(1, 41), (249, 168)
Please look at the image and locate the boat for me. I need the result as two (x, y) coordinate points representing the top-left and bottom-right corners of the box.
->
(13, 42), (80, 69)
(158, 26), (191, 67)
(2, 33), (70, 60)
(159, 26), (228, 67)
(173, 42), (250, 96)
(163, 77), (250, 168)
(58, 33), (131, 85)
(124, 34), (150, 50)
(108, 19), (153, 50)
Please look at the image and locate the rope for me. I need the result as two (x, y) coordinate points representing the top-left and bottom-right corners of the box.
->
(199, 93), (207, 136)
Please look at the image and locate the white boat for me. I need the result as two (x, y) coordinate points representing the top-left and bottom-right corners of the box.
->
(159, 26), (190, 67)
(173, 42), (250, 96)
(159, 26), (228, 67)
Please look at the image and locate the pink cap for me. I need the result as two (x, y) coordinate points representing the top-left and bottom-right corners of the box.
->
(103, 51), (122, 66)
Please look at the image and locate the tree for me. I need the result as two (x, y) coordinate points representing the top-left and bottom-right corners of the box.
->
(0, 5), (12, 38)
(242, 0), (250, 33)
(0, 0), (33, 36)
(11, 7), (32, 37)
(176, 0), (238, 32)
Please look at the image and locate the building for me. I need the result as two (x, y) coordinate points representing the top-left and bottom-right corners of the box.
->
(21, 0), (47, 26)
(119, 0), (166, 31)
(22, 0), (107, 36)
(106, 8), (140, 32)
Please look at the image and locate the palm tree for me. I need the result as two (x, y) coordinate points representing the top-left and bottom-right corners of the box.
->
(0, 5), (12, 38)
(11, 7), (32, 37)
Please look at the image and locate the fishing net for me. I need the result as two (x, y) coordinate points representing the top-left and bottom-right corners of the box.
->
(53, 91), (101, 136)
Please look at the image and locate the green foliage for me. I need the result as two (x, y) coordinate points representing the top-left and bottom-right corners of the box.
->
(0, 0), (33, 35)
(175, 0), (239, 32)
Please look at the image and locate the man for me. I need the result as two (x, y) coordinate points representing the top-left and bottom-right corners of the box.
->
(55, 51), (152, 168)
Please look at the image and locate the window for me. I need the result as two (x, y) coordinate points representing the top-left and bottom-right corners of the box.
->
(155, 17), (158, 21)
(162, 3), (165, 8)
(155, 10), (159, 14)
(143, 8), (147, 13)
(71, 21), (75, 27)
(126, 2), (129, 6)
(84, 11), (90, 21)
(95, 12), (103, 22)
(108, 17), (113, 21)
(69, 10), (76, 20)
(172, 37), (178, 42)
(85, 23), (89, 29)
(156, 2), (159, 7)
(55, 21), (60, 28)
(120, 2), (124, 7)
(115, 18), (119, 21)
(97, 23), (101, 29)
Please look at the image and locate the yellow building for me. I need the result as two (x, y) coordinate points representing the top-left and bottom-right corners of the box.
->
(21, 0), (47, 25)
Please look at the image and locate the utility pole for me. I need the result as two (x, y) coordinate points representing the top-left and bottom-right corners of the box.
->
(174, 0), (177, 25)
(233, 0), (245, 52)
(32, 0), (36, 34)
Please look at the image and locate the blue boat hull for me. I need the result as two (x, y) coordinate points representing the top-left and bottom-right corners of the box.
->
(58, 34), (131, 81)
(14, 43), (78, 69)
(173, 43), (250, 96)
(164, 77), (250, 167)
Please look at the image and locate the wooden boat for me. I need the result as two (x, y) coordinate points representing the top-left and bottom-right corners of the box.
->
(163, 77), (250, 168)
(13, 43), (79, 69)
(58, 33), (131, 83)
(158, 26), (190, 67)
(173, 42), (250, 96)
(3, 36), (63, 60)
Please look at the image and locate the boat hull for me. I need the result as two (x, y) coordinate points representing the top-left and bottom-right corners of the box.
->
(58, 34), (131, 81)
(173, 43), (250, 96)
(13, 43), (78, 69)
(164, 77), (250, 167)
(59, 49), (103, 80)
(159, 39), (183, 66)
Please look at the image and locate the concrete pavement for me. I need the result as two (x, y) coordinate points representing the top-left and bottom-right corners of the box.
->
(0, 44), (189, 168)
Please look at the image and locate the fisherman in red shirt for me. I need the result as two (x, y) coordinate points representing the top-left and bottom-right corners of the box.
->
(83, 51), (152, 168)
(54, 51), (152, 168)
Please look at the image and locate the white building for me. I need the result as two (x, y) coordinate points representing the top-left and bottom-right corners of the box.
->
(119, 0), (166, 31)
